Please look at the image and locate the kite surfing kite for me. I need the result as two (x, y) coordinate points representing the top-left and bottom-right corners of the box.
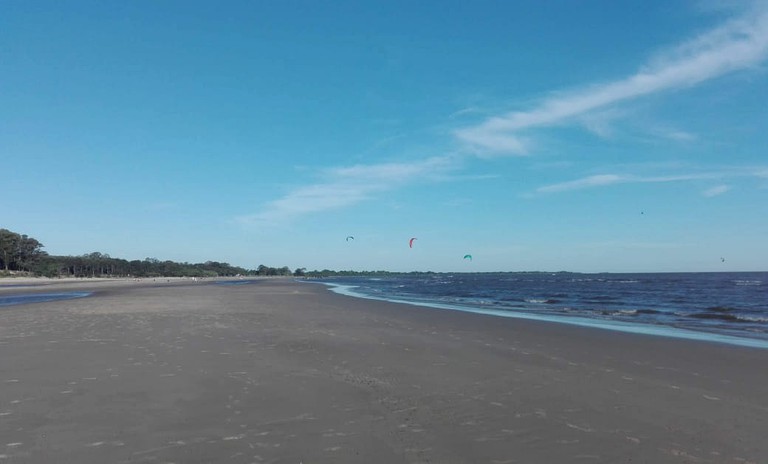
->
(346, 236), (354, 242)
(409, 237), (417, 248)
(464, 254), (472, 261)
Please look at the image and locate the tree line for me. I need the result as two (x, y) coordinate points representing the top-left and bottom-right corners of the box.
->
(0, 228), (299, 278)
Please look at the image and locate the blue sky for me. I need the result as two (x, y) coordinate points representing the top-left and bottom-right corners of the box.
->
(2, 0), (767, 272)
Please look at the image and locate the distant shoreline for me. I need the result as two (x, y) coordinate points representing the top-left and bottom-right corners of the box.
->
(0, 276), (277, 294)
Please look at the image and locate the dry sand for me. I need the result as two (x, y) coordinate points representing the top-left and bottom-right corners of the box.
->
(1, 278), (766, 463)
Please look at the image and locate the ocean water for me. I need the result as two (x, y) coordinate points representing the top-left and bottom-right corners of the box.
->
(312, 272), (768, 349)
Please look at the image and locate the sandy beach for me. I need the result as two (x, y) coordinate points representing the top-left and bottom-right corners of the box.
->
(1, 278), (766, 463)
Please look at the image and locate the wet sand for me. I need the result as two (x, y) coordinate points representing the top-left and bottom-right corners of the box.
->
(1, 278), (766, 463)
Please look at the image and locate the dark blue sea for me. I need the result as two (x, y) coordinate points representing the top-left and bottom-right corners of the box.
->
(312, 272), (768, 349)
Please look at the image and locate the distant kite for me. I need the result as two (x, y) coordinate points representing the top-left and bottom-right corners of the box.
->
(463, 254), (472, 261)
(346, 236), (354, 242)
(721, 257), (725, 263)
(409, 237), (417, 248)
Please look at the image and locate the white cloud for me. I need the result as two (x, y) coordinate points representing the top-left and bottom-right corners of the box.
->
(535, 172), (718, 194)
(330, 156), (453, 181)
(639, 173), (723, 182)
(236, 156), (457, 225)
(664, 130), (698, 142)
(448, 106), (482, 119)
(535, 169), (768, 194)
(577, 108), (626, 138)
(536, 174), (627, 193)
(456, 6), (768, 155)
(703, 184), (731, 196)
(455, 130), (529, 157)
(644, 126), (699, 142)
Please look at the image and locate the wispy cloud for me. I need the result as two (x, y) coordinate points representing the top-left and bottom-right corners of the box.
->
(239, 6), (768, 225)
(236, 157), (457, 225)
(329, 157), (453, 181)
(536, 174), (627, 194)
(577, 108), (627, 138)
(456, 6), (768, 155)
(535, 169), (767, 194)
(662, 130), (698, 142)
(448, 106), (483, 119)
(703, 184), (731, 196)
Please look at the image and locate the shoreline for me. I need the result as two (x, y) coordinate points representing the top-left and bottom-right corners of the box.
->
(315, 280), (768, 350)
(5, 274), (767, 348)
(1, 279), (766, 462)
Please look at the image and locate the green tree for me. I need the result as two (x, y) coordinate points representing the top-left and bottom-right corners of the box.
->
(0, 229), (17, 271)
(0, 229), (45, 271)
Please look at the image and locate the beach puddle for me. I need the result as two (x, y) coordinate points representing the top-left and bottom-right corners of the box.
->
(0, 292), (92, 308)
(215, 280), (254, 286)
